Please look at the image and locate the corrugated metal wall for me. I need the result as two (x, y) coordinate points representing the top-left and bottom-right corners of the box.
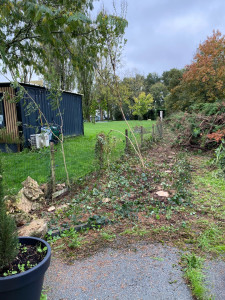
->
(0, 86), (19, 142)
(19, 85), (83, 144)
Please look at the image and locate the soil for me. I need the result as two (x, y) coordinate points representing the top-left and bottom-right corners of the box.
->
(0, 243), (47, 277)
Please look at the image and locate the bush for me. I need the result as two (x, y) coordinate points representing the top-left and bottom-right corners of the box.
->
(190, 101), (225, 116)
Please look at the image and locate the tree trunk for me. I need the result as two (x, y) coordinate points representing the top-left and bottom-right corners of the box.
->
(100, 108), (103, 121)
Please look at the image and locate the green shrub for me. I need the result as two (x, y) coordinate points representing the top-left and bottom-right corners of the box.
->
(190, 101), (225, 116)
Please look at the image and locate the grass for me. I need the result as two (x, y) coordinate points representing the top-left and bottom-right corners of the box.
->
(1, 120), (154, 194)
(181, 253), (209, 300)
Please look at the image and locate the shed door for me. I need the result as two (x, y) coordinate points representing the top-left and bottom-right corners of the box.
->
(0, 93), (5, 128)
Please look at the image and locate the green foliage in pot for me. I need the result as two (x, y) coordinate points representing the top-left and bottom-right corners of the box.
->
(0, 156), (19, 269)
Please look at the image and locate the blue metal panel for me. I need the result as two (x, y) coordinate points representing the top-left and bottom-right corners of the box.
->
(0, 143), (18, 153)
(18, 85), (83, 146)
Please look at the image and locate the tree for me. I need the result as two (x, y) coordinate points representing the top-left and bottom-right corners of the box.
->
(119, 74), (145, 119)
(94, 62), (114, 121)
(182, 30), (225, 102)
(162, 68), (184, 91)
(149, 82), (168, 109)
(161, 68), (186, 113)
(144, 72), (161, 94)
(131, 92), (153, 120)
(0, 1), (95, 78)
(76, 37), (96, 121)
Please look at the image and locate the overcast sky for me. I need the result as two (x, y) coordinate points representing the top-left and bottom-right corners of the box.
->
(93, 0), (225, 76)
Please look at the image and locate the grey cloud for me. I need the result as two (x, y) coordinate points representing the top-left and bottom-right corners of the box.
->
(95, 0), (225, 75)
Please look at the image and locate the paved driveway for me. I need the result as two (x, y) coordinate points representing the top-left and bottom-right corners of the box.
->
(44, 243), (193, 300)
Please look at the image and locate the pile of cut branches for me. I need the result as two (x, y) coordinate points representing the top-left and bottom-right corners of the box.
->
(166, 102), (225, 150)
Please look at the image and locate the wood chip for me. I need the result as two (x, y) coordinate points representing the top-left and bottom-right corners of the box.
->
(48, 206), (56, 212)
(156, 191), (169, 197)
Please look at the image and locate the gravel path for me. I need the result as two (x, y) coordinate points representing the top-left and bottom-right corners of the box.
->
(204, 259), (225, 300)
(44, 243), (193, 300)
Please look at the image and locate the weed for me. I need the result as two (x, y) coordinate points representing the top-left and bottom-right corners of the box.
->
(37, 245), (47, 254)
(197, 225), (225, 254)
(100, 231), (116, 241)
(181, 253), (210, 300)
(3, 270), (17, 276)
(148, 256), (164, 261)
(61, 228), (83, 249)
(40, 292), (48, 300)
(120, 226), (149, 236)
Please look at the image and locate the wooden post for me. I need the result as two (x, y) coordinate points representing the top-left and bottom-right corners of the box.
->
(125, 129), (129, 153)
(50, 141), (56, 194)
(152, 124), (155, 141)
(140, 126), (143, 147)
(156, 123), (159, 138)
(160, 122), (163, 137)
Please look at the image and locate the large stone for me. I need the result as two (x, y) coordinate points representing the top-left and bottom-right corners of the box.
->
(16, 190), (41, 213)
(22, 176), (45, 202)
(18, 219), (48, 238)
(16, 190), (33, 213)
(13, 211), (32, 227)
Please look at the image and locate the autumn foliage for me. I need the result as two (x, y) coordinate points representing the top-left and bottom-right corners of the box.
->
(183, 30), (225, 102)
(207, 130), (225, 143)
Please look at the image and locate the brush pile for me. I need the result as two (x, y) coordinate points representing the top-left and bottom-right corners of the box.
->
(166, 101), (225, 150)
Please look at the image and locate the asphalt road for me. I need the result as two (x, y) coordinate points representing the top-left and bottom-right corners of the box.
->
(44, 243), (193, 300)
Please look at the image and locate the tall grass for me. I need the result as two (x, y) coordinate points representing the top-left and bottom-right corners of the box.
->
(1, 120), (154, 194)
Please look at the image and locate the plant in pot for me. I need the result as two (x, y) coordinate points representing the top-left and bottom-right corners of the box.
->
(0, 158), (51, 300)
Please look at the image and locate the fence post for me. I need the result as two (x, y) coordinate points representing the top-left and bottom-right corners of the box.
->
(140, 126), (143, 147)
(152, 124), (155, 141)
(95, 133), (105, 169)
(160, 122), (163, 138)
(125, 129), (130, 153)
(50, 141), (56, 194)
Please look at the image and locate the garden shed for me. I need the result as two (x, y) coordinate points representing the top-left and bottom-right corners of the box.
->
(0, 83), (83, 152)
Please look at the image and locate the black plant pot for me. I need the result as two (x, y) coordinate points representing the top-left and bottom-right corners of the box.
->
(0, 236), (51, 300)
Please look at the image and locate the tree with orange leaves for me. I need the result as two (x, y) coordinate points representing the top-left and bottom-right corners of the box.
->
(183, 30), (225, 103)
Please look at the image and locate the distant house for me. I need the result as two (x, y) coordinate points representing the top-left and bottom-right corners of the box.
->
(0, 83), (83, 152)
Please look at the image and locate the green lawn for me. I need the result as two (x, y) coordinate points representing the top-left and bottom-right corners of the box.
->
(1, 120), (154, 194)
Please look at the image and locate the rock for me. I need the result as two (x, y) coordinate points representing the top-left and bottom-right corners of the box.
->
(56, 183), (66, 191)
(156, 191), (169, 197)
(16, 190), (41, 213)
(16, 190), (33, 213)
(48, 206), (56, 212)
(102, 198), (110, 203)
(13, 211), (32, 227)
(22, 176), (45, 202)
(40, 183), (49, 197)
(4, 195), (17, 213)
(18, 219), (48, 238)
